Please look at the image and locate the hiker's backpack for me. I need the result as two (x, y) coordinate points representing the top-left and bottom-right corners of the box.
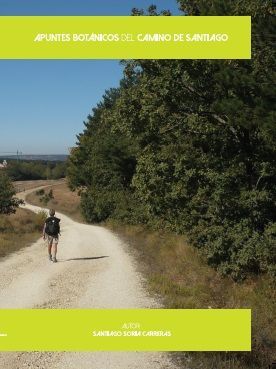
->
(45, 217), (60, 236)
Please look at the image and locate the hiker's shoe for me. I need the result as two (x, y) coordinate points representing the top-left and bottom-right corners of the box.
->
(48, 255), (52, 261)
(52, 257), (57, 263)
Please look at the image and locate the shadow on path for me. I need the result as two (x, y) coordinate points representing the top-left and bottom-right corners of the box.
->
(59, 256), (109, 262)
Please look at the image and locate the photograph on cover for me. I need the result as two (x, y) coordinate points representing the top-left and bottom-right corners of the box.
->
(0, 1), (275, 369)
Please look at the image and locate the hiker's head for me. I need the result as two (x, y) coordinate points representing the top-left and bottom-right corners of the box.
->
(49, 209), (55, 217)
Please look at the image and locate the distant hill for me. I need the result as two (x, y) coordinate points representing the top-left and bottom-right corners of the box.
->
(0, 155), (68, 162)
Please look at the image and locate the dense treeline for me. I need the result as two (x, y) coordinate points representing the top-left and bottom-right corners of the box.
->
(4, 160), (67, 181)
(68, 0), (276, 280)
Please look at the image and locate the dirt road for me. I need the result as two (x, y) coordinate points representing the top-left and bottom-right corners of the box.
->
(0, 188), (179, 369)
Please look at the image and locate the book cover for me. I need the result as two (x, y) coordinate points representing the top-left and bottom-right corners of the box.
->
(0, 1), (274, 369)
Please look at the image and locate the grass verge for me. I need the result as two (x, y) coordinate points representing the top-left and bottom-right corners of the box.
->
(107, 222), (276, 369)
(0, 208), (46, 258)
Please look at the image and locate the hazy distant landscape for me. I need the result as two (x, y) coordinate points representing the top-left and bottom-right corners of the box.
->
(0, 154), (68, 162)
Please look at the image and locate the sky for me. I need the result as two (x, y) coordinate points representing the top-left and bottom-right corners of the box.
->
(0, 0), (181, 155)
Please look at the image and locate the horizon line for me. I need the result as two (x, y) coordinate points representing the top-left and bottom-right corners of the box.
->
(0, 153), (68, 155)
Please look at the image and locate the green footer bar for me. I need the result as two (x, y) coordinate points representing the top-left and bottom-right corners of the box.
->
(0, 309), (251, 351)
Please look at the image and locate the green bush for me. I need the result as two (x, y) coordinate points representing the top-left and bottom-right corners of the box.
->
(35, 189), (45, 196)
(0, 172), (24, 214)
(81, 189), (116, 223)
(38, 190), (55, 205)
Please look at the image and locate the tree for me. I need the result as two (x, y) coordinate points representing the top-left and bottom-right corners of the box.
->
(68, 88), (137, 222)
(0, 172), (24, 214)
(68, 1), (276, 279)
(109, 1), (276, 279)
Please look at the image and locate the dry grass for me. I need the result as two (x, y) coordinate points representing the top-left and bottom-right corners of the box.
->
(13, 179), (64, 193)
(0, 180), (61, 258)
(26, 181), (83, 222)
(107, 222), (276, 369)
(0, 208), (46, 258)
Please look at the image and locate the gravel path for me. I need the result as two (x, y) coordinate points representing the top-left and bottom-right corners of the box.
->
(0, 188), (179, 369)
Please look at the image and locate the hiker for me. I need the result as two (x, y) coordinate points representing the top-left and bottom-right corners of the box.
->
(43, 209), (61, 263)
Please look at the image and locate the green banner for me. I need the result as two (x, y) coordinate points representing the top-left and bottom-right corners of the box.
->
(0, 309), (251, 351)
(0, 16), (251, 59)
